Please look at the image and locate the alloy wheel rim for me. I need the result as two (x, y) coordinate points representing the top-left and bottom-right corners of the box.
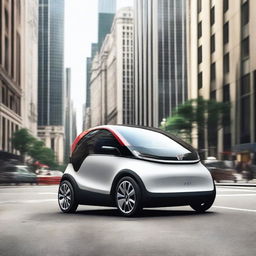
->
(59, 183), (72, 210)
(117, 181), (136, 214)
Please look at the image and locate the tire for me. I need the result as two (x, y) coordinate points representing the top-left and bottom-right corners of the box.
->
(58, 180), (78, 213)
(115, 176), (142, 217)
(190, 192), (216, 213)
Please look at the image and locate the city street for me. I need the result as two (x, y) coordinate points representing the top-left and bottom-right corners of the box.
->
(0, 185), (256, 256)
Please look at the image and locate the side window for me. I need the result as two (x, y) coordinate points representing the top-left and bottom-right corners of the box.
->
(71, 129), (132, 171)
(71, 130), (99, 171)
(93, 130), (121, 154)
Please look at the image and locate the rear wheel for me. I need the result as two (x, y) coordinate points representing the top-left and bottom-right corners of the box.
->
(115, 176), (142, 217)
(58, 180), (78, 213)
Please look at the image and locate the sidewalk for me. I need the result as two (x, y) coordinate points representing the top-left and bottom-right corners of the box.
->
(216, 179), (256, 187)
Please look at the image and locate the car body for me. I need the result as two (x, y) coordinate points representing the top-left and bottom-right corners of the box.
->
(204, 160), (237, 183)
(58, 125), (215, 216)
(0, 165), (37, 184)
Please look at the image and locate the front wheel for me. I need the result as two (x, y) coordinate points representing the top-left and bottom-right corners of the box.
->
(58, 180), (78, 213)
(190, 193), (216, 213)
(115, 177), (142, 217)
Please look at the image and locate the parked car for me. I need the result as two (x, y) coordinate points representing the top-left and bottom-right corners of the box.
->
(58, 125), (216, 217)
(0, 165), (37, 184)
(37, 170), (63, 185)
(204, 160), (237, 183)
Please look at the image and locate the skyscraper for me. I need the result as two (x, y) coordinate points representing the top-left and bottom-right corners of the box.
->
(187, 0), (256, 161)
(98, 0), (116, 51)
(90, 7), (134, 127)
(64, 68), (72, 162)
(38, 0), (65, 164)
(134, 0), (187, 127)
(0, 0), (38, 156)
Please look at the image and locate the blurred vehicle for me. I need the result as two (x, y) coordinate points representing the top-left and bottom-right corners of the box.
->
(252, 165), (256, 179)
(0, 165), (37, 184)
(37, 170), (63, 185)
(204, 160), (237, 183)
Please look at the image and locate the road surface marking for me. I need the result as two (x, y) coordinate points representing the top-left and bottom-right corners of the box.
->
(217, 194), (256, 197)
(213, 206), (256, 213)
(38, 192), (57, 195)
(0, 199), (56, 204)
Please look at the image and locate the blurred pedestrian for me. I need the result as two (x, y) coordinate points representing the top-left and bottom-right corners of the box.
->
(244, 160), (253, 182)
(235, 161), (243, 173)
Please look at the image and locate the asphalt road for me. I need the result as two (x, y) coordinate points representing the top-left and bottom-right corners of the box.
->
(0, 185), (256, 256)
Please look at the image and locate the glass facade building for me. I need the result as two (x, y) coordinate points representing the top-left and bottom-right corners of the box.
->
(98, 0), (116, 51)
(134, 0), (187, 127)
(38, 0), (64, 126)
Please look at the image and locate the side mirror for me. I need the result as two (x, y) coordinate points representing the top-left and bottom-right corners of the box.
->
(101, 146), (120, 156)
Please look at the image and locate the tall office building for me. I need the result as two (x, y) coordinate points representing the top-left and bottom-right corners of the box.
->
(83, 1), (116, 130)
(90, 7), (134, 126)
(86, 43), (98, 109)
(98, 0), (116, 51)
(187, 0), (256, 162)
(64, 68), (72, 162)
(0, 0), (38, 157)
(38, 0), (65, 164)
(83, 43), (98, 130)
(134, 0), (187, 127)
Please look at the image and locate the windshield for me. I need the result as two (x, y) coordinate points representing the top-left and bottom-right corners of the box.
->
(115, 127), (199, 161)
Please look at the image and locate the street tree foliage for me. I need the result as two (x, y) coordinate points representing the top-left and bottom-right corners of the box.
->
(12, 128), (57, 167)
(12, 128), (35, 162)
(163, 97), (230, 148)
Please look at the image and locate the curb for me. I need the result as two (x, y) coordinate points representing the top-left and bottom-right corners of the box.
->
(216, 183), (256, 187)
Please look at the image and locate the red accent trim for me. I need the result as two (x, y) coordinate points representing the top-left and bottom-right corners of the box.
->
(71, 126), (129, 153)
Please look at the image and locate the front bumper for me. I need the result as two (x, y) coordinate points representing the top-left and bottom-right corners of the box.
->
(142, 189), (216, 207)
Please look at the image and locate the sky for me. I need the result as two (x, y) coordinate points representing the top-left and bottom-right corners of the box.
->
(65, 0), (133, 134)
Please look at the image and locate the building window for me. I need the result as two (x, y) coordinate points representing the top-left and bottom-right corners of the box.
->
(197, 0), (202, 13)
(211, 34), (215, 53)
(241, 73), (250, 95)
(223, 22), (229, 44)
(198, 72), (203, 89)
(2, 117), (6, 150)
(16, 32), (21, 86)
(210, 6), (215, 26)
(210, 90), (216, 100)
(223, 0), (229, 13)
(198, 21), (202, 39)
(198, 46), (202, 64)
(4, 36), (8, 70)
(223, 53), (229, 74)
(223, 83), (231, 152)
(223, 84), (230, 102)
(241, 37), (249, 60)
(240, 73), (251, 143)
(5, 8), (8, 30)
(51, 138), (55, 150)
(241, 1), (249, 26)
(211, 62), (216, 81)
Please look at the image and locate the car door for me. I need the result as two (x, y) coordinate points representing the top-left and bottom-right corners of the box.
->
(71, 129), (124, 194)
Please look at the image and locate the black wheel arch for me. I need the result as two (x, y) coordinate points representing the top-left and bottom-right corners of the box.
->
(60, 174), (79, 199)
(110, 169), (147, 199)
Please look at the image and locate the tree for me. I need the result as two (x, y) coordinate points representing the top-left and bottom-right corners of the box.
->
(28, 140), (57, 168)
(12, 129), (57, 168)
(12, 129), (35, 162)
(164, 97), (230, 157)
